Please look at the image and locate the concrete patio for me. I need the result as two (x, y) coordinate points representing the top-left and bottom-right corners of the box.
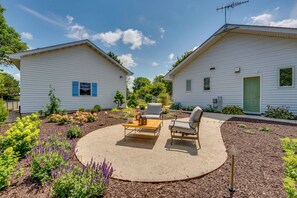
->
(75, 116), (228, 182)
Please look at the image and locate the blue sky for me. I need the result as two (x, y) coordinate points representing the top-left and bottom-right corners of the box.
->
(1, 0), (297, 84)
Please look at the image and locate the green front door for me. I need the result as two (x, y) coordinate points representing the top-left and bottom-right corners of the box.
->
(243, 77), (260, 113)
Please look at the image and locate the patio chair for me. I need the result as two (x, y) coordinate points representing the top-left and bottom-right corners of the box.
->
(142, 103), (163, 120)
(169, 106), (203, 148)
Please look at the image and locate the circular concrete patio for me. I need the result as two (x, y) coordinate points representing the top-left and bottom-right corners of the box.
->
(75, 117), (228, 182)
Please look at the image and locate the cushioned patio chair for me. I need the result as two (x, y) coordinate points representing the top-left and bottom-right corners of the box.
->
(169, 106), (203, 148)
(142, 103), (163, 120)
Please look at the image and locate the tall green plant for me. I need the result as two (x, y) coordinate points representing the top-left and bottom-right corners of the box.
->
(113, 90), (125, 108)
(43, 85), (61, 116)
(0, 99), (8, 126)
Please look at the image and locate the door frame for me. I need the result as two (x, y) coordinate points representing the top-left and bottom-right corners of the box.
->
(242, 75), (261, 115)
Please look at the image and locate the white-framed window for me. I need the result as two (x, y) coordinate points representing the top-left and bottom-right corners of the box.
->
(204, 77), (211, 91)
(80, 82), (91, 96)
(279, 67), (294, 87)
(186, 79), (191, 92)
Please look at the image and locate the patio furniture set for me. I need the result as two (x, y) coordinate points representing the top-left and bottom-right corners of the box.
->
(121, 103), (203, 148)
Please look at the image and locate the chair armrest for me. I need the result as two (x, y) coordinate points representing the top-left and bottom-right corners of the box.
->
(173, 120), (196, 129)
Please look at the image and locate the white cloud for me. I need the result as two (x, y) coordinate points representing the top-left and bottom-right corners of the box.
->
(152, 62), (159, 67)
(66, 15), (74, 24)
(160, 27), (165, 38)
(248, 7), (297, 28)
(18, 4), (66, 28)
(122, 29), (155, 50)
(118, 54), (137, 69)
(168, 53), (174, 60)
(21, 32), (33, 40)
(93, 29), (123, 46)
(66, 23), (90, 40)
(14, 73), (20, 81)
(127, 76), (135, 91)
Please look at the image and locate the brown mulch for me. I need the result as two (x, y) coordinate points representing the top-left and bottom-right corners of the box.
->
(0, 113), (295, 197)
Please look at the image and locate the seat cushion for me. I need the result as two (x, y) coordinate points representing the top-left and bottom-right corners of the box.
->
(146, 103), (162, 115)
(169, 121), (196, 134)
(142, 114), (161, 119)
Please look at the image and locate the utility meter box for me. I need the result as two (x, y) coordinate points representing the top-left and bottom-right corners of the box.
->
(213, 98), (218, 109)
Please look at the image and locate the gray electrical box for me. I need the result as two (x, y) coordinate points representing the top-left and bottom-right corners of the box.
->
(218, 96), (223, 111)
(213, 98), (218, 110)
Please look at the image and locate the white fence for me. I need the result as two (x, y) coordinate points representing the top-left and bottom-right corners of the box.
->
(4, 101), (20, 111)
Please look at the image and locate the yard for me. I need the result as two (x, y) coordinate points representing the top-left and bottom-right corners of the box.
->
(0, 110), (296, 197)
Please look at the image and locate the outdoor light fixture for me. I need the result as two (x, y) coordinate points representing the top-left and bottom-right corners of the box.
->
(226, 145), (237, 198)
(120, 75), (123, 79)
(234, 67), (240, 73)
(210, 67), (215, 71)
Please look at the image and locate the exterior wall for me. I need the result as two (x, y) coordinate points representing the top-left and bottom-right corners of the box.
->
(172, 33), (297, 114)
(20, 45), (127, 113)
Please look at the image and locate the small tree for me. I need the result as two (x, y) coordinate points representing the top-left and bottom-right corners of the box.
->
(43, 85), (61, 116)
(158, 93), (170, 107)
(113, 90), (125, 108)
(0, 99), (8, 125)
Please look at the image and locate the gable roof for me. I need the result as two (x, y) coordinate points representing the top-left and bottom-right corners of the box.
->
(164, 24), (297, 80)
(9, 39), (133, 75)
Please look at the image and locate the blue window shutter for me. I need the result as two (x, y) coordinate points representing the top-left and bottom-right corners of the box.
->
(92, 83), (97, 96)
(72, 81), (79, 96)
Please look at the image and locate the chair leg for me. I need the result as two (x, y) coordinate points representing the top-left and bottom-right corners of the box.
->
(170, 130), (173, 145)
(197, 132), (201, 149)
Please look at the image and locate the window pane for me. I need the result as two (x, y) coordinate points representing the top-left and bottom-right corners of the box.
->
(80, 82), (91, 95)
(186, 80), (191, 91)
(204, 77), (210, 90)
(280, 68), (293, 87)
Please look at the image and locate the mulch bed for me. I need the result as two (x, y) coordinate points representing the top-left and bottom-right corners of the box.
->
(0, 113), (296, 197)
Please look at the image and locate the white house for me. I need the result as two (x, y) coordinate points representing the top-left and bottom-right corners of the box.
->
(9, 40), (133, 113)
(165, 24), (297, 115)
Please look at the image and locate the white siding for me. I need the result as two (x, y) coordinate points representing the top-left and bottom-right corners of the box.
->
(172, 33), (297, 114)
(20, 45), (127, 113)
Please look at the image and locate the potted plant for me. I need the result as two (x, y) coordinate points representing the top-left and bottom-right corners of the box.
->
(127, 111), (136, 123)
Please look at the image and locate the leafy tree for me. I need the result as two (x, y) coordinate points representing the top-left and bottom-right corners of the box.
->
(150, 82), (166, 97)
(136, 85), (152, 99)
(0, 5), (27, 65)
(144, 93), (153, 103)
(153, 75), (172, 95)
(107, 52), (122, 65)
(132, 77), (151, 93)
(172, 51), (193, 68)
(0, 72), (20, 99)
(127, 94), (138, 108)
(158, 93), (170, 107)
(113, 90), (125, 108)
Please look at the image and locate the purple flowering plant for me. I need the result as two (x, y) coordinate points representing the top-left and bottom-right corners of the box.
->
(51, 158), (113, 198)
(28, 133), (73, 185)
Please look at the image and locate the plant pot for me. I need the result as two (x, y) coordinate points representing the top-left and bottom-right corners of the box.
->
(128, 117), (134, 123)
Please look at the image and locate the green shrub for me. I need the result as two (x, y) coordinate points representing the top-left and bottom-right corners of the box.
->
(0, 147), (18, 190)
(264, 105), (295, 120)
(0, 113), (41, 158)
(258, 126), (271, 132)
(157, 93), (170, 107)
(237, 124), (246, 128)
(281, 138), (297, 197)
(29, 134), (72, 185)
(59, 109), (68, 115)
(67, 125), (83, 139)
(170, 102), (183, 110)
(91, 105), (102, 113)
(221, 106), (244, 115)
(113, 90), (125, 108)
(139, 104), (146, 110)
(0, 99), (8, 126)
(51, 160), (113, 198)
(42, 85), (61, 116)
(186, 105), (195, 111)
(127, 94), (138, 108)
(78, 107), (85, 112)
(122, 107), (134, 113)
(111, 108), (120, 112)
(162, 107), (170, 114)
